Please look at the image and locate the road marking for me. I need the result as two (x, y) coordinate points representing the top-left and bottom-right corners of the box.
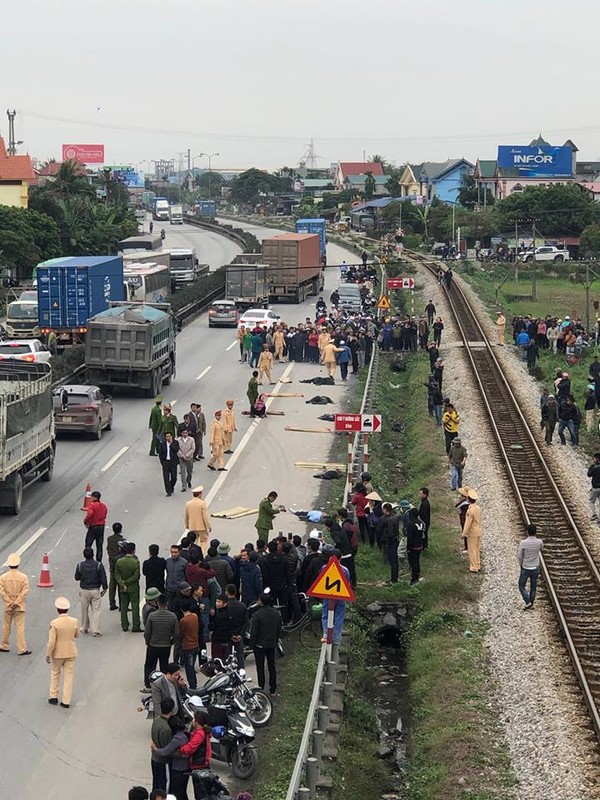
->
(2, 526), (47, 565)
(226, 341), (237, 351)
(196, 366), (212, 381)
(204, 363), (294, 505)
(101, 446), (129, 473)
(48, 526), (69, 555)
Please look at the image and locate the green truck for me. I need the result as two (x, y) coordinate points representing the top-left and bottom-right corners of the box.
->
(85, 303), (176, 397)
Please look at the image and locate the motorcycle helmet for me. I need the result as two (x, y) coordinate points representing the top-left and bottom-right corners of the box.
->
(149, 670), (162, 684)
(187, 695), (205, 711)
(212, 725), (227, 739)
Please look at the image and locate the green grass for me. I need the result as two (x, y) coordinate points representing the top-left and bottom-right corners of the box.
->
(334, 354), (516, 800)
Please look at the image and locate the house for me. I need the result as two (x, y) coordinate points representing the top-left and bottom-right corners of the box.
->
(334, 161), (384, 189)
(419, 159), (474, 204)
(0, 137), (35, 209)
(473, 159), (498, 203)
(397, 163), (424, 197)
(33, 159), (62, 187)
(344, 174), (389, 196)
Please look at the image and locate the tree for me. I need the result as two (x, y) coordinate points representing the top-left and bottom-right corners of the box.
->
(192, 171), (226, 200)
(229, 169), (291, 205)
(457, 175), (494, 209)
(49, 159), (93, 198)
(580, 224), (600, 259)
(364, 171), (376, 201)
(0, 205), (61, 278)
(495, 184), (600, 237)
(386, 174), (401, 198)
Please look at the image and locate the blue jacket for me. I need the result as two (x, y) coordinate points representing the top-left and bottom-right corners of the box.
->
(516, 331), (530, 347)
(240, 561), (263, 606)
(336, 345), (351, 365)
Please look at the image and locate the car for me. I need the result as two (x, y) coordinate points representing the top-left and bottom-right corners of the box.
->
(18, 290), (37, 302)
(208, 300), (239, 328)
(0, 340), (52, 363)
(336, 284), (362, 312)
(238, 308), (281, 330)
(52, 385), (113, 440)
(521, 246), (569, 263)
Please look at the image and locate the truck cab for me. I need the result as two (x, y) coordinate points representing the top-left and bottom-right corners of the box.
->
(5, 301), (40, 339)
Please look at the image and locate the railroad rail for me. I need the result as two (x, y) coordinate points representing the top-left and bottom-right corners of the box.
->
(407, 250), (600, 741)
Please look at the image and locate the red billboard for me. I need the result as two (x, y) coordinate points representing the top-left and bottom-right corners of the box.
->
(61, 144), (105, 164)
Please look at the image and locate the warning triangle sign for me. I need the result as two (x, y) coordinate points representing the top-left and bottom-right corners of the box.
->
(307, 556), (356, 602)
(377, 294), (391, 310)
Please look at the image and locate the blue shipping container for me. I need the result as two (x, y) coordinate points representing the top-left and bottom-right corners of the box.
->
(37, 256), (125, 329)
(295, 218), (326, 256)
(198, 200), (217, 218)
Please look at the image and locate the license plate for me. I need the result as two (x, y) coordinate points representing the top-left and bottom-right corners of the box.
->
(61, 416), (72, 423)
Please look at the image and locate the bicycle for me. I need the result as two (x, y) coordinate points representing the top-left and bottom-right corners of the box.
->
(276, 593), (323, 651)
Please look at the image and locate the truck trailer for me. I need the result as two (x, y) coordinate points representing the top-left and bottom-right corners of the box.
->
(169, 204), (184, 225)
(226, 263), (269, 308)
(0, 361), (55, 515)
(152, 197), (170, 221)
(85, 303), (176, 397)
(261, 233), (323, 303)
(295, 218), (327, 264)
(37, 256), (125, 349)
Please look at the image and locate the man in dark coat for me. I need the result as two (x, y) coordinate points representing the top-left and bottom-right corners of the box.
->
(158, 433), (179, 497)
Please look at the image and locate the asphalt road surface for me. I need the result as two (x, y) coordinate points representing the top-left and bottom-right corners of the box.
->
(145, 217), (242, 270)
(0, 225), (357, 799)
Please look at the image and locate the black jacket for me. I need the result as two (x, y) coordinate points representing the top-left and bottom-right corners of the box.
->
(75, 558), (108, 590)
(227, 597), (248, 636)
(143, 555), (166, 592)
(209, 605), (233, 643)
(406, 520), (425, 551)
(159, 439), (179, 464)
(419, 499), (431, 531)
(377, 514), (400, 547)
(299, 552), (328, 593)
(329, 523), (351, 556)
(263, 552), (288, 591)
(249, 604), (282, 649)
(588, 463), (600, 488)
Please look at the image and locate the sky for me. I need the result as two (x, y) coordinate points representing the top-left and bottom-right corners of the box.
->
(4, 0), (600, 172)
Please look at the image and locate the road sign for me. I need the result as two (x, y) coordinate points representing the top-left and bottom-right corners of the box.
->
(377, 294), (391, 310)
(307, 556), (356, 602)
(334, 413), (382, 433)
(387, 277), (414, 289)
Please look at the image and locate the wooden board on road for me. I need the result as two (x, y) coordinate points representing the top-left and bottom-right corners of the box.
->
(211, 507), (258, 519)
(285, 426), (333, 433)
(295, 461), (346, 469)
(266, 392), (304, 398)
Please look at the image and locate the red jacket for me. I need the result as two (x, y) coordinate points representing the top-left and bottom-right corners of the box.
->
(179, 726), (212, 769)
(351, 493), (368, 519)
(84, 501), (108, 527)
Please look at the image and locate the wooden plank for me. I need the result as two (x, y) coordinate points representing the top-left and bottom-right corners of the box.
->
(211, 507), (258, 519)
(285, 426), (333, 433)
(265, 392), (304, 398)
(294, 462), (346, 469)
(241, 410), (285, 416)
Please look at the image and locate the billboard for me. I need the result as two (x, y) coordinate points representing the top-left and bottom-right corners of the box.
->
(110, 166), (145, 189)
(62, 144), (105, 164)
(497, 145), (572, 177)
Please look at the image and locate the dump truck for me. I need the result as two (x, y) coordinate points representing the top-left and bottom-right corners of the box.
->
(261, 233), (323, 303)
(0, 361), (55, 515)
(37, 256), (125, 350)
(85, 303), (176, 397)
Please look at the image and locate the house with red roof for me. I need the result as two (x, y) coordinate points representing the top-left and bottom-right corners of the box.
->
(334, 161), (384, 189)
(0, 137), (35, 209)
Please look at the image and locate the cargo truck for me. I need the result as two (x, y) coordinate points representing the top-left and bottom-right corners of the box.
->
(261, 233), (324, 303)
(37, 256), (125, 350)
(226, 263), (269, 308)
(169, 248), (209, 286)
(85, 303), (176, 397)
(169, 204), (184, 225)
(295, 218), (327, 264)
(152, 197), (170, 221)
(195, 200), (217, 219)
(0, 361), (56, 515)
(5, 300), (40, 339)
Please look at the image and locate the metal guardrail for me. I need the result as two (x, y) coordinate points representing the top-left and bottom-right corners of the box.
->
(182, 215), (249, 248)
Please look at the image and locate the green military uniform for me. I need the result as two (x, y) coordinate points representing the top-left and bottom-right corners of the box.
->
(114, 554), (141, 632)
(149, 398), (163, 456)
(247, 376), (259, 415)
(255, 497), (280, 540)
(158, 412), (179, 439)
(106, 532), (124, 610)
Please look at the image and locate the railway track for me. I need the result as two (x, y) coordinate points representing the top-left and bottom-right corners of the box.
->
(407, 251), (600, 740)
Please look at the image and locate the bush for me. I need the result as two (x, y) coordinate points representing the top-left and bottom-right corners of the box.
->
(50, 345), (85, 384)
(169, 267), (226, 314)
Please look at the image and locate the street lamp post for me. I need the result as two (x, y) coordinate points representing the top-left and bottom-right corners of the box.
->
(198, 152), (219, 199)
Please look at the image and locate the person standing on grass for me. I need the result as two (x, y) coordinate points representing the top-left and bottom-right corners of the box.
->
(442, 402), (459, 455)
(405, 508), (425, 585)
(518, 524), (543, 610)
(588, 453), (600, 520)
(379, 503), (400, 584)
(418, 488), (431, 549)
(250, 592), (282, 696)
(449, 438), (467, 491)
(585, 388), (597, 432)
(462, 488), (482, 574)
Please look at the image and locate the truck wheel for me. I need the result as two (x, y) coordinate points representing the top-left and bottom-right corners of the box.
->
(7, 475), (23, 516)
(153, 369), (163, 396)
(554, 255), (564, 262)
(40, 449), (54, 482)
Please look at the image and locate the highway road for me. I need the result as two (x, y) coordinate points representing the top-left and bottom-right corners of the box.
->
(0, 224), (358, 799)
(144, 216), (242, 270)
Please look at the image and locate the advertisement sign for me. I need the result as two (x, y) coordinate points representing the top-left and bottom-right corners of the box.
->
(497, 145), (572, 177)
(111, 167), (145, 189)
(62, 144), (105, 164)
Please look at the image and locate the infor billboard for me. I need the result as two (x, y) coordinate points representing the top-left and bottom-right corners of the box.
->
(62, 144), (105, 164)
(497, 145), (572, 177)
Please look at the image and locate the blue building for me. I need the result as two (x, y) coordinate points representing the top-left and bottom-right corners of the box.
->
(418, 159), (474, 204)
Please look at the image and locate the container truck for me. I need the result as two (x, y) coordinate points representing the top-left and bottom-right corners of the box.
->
(152, 197), (170, 221)
(0, 361), (55, 515)
(85, 303), (176, 397)
(169, 204), (184, 225)
(195, 200), (217, 219)
(261, 233), (324, 303)
(226, 263), (269, 308)
(37, 256), (125, 350)
(295, 218), (327, 264)
(119, 234), (163, 253)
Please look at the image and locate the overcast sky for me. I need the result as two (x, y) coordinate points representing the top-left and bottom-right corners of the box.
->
(4, 0), (600, 172)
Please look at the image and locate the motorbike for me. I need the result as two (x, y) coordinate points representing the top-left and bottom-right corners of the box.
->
(160, 228), (166, 240)
(199, 654), (273, 728)
(191, 769), (233, 800)
(185, 691), (259, 779)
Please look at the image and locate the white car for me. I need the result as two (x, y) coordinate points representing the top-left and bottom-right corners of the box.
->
(0, 340), (52, 363)
(521, 246), (569, 263)
(238, 308), (281, 330)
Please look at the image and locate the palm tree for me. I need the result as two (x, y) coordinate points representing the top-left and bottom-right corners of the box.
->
(364, 171), (377, 200)
(51, 159), (92, 198)
(413, 204), (432, 242)
(386, 175), (400, 198)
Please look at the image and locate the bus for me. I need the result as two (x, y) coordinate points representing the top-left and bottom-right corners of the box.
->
(123, 264), (171, 303)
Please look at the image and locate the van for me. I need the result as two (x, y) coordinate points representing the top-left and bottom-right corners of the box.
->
(336, 284), (362, 312)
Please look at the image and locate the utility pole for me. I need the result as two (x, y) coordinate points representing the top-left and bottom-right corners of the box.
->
(6, 110), (17, 155)
(531, 222), (537, 301)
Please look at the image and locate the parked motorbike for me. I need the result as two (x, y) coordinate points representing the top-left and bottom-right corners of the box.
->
(185, 692), (259, 779)
(199, 654), (273, 728)
(191, 769), (234, 800)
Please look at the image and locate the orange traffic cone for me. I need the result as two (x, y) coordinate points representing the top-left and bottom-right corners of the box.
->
(37, 553), (54, 588)
(80, 482), (92, 511)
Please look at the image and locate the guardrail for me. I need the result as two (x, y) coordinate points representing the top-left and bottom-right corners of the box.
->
(182, 215), (249, 248)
